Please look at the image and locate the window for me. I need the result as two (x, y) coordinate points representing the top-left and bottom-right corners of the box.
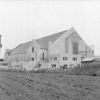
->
(42, 53), (44, 60)
(63, 57), (68, 61)
(52, 64), (56, 68)
(65, 38), (68, 53)
(73, 42), (79, 54)
(51, 57), (57, 61)
(73, 57), (77, 61)
(32, 57), (34, 61)
(63, 64), (67, 68)
(53, 57), (57, 61)
(32, 47), (34, 53)
(7, 52), (11, 55)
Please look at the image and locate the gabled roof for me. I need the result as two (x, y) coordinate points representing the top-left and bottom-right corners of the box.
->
(11, 41), (32, 55)
(6, 29), (69, 55)
(36, 30), (67, 49)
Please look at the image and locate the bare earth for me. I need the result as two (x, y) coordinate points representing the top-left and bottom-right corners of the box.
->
(0, 71), (100, 100)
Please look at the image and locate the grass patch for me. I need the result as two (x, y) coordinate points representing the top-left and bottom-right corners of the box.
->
(69, 62), (100, 76)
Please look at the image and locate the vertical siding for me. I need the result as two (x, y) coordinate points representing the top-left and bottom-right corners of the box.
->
(65, 38), (69, 53)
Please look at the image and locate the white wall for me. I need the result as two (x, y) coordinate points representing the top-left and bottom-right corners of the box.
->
(48, 28), (93, 68)
(48, 28), (74, 54)
(60, 54), (81, 67)
(49, 28), (79, 55)
(28, 40), (39, 62)
(38, 48), (48, 62)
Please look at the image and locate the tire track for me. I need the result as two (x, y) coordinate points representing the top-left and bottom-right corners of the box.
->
(0, 76), (41, 100)
(0, 72), (71, 100)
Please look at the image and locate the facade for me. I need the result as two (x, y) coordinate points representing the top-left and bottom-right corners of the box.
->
(4, 27), (94, 70)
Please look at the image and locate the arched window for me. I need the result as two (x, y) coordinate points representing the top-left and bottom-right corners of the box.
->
(32, 47), (34, 53)
(32, 57), (34, 61)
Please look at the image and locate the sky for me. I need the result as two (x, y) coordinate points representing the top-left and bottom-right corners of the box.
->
(0, 0), (100, 58)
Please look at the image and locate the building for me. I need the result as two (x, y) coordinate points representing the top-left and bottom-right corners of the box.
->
(4, 27), (94, 70)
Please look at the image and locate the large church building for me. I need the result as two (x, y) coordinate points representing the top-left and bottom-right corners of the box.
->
(4, 27), (94, 70)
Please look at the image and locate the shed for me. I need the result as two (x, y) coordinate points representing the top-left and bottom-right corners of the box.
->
(82, 57), (95, 63)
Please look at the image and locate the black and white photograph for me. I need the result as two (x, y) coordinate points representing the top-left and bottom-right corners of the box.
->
(0, 0), (100, 100)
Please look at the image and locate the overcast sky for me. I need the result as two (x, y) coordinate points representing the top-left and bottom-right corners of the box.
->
(0, 0), (100, 57)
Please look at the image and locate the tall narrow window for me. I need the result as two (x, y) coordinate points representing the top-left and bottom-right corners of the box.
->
(73, 42), (79, 54)
(51, 57), (52, 61)
(32, 57), (34, 61)
(52, 64), (56, 68)
(73, 57), (77, 61)
(42, 53), (44, 60)
(32, 47), (34, 53)
(53, 57), (57, 61)
(65, 38), (68, 53)
(63, 57), (68, 61)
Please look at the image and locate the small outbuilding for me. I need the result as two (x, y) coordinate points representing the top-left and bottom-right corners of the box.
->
(82, 56), (100, 66)
(82, 57), (95, 63)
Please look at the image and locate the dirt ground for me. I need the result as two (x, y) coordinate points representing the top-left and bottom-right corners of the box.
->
(0, 71), (100, 100)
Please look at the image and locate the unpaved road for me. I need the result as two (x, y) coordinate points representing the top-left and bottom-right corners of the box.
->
(0, 71), (100, 100)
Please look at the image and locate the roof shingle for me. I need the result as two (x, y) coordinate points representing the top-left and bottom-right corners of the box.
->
(11, 41), (31, 54)
(36, 30), (67, 49)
